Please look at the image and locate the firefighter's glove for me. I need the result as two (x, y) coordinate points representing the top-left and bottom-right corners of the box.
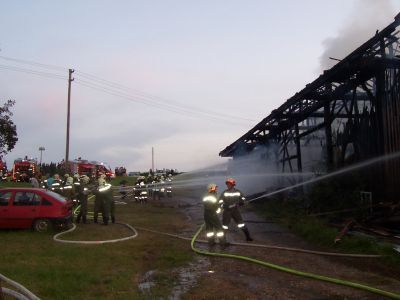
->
(222, 203), (230, 209)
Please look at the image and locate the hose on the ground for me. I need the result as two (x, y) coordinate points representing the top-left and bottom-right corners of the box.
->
(0, 273), (40, 300)
(190, 224), (400, 299)
(53, 222), (138, 244)
(135, 226), (381, 258)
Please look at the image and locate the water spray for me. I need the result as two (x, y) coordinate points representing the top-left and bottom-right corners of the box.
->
(248, 151), (400, 203)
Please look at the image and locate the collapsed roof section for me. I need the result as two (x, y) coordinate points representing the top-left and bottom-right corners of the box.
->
(219, 14), (400, 161)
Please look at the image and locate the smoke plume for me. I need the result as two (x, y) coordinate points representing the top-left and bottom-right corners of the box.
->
(319, 0), (397, 71)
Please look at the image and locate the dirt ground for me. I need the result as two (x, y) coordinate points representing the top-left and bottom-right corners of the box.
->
(165, 186), (400, 300)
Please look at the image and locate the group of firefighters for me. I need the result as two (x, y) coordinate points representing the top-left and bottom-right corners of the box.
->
(202, 177), (253, 248)
(119, 174), (173, 203)
(40, 173), (115, 226)
(36, 171), (251, 242)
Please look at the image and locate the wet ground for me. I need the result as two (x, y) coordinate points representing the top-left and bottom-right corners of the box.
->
(158, 185), (400, 299)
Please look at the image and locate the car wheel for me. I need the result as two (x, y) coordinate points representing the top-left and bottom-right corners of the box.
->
(33, 218), (51, 232)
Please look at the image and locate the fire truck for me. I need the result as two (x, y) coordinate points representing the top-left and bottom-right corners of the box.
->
(67, 159), (97, 178)
(65, 159), (114, 179)
(0, 159), (7, 180)
(95, 162), (115, 179)
(12, 158), (38, 182)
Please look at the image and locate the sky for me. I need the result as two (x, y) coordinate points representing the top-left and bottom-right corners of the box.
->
(0, 0), (399, 173)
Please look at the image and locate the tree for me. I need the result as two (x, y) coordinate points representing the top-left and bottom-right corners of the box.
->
(0, 100), (18, 155)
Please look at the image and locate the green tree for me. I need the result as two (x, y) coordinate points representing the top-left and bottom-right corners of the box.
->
(0, 100), (18, 155)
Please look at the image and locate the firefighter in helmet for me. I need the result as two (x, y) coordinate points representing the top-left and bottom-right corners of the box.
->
(203, 183), (228, 248)
(219, 178), (253, 242)
(76, 175), (90, 224)
(63, 174), (74, 201)
(96, 174), (114, 225)
(93, 174), (105, 223)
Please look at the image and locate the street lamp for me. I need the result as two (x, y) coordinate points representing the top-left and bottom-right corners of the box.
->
(39, 146), (45, 166)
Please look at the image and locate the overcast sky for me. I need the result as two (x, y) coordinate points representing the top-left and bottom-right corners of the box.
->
(1, 0), (399, 173)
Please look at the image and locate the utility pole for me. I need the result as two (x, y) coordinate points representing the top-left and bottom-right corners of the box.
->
(65, 69), (74, 173)
(152, 147), (154, 173)
(39, 146), (45, 172)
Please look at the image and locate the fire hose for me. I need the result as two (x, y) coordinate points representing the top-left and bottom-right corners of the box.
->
(190, 224), (400, 300)
(0, 273), (40, 300)
(5, 209), (397, 299)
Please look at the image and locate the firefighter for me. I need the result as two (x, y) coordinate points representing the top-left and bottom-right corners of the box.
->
(219, 178), (253, 242)
(63, 174), (74, 201)
(93, 175), (105, 224)
(76, 175), (90, 224)
(96, 174), (114, 225)
(203, 183), (228, 248)
(72, 174), (81, 204)
(106, 180), (116, 224)
(50, 174), (63, 195)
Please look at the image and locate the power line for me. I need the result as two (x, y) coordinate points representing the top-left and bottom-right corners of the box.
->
(0, 64), (67, 80)
(75, 70), (256, 122)
(0, 55), (256, 125)
(74, 76), (248, 123)
(74, 79), (249, 125)
(0, 55), (67, 72)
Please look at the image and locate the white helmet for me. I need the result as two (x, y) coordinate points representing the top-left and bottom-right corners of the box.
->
(207, 183), (218, 192)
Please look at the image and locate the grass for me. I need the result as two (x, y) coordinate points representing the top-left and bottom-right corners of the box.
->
(253, 199), (400, 265)
(0, 186), (195, 299)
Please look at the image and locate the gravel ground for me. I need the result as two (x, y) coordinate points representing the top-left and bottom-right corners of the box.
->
(166, 186), (400, 300)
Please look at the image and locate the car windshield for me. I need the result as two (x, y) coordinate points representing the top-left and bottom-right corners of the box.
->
(43, 190), (67, 203)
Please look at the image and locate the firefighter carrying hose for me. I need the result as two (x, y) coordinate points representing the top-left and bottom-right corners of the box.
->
(203, 183), (228, 248)
(219, 178), (253, 242)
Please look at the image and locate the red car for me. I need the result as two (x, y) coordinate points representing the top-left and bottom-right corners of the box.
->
(0, 188), (73, 232)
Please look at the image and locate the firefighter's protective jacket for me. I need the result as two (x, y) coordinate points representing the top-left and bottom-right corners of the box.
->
(218, 188), (246, 210)
(203, 192), (221, 214)
(202, 192), (224, 235)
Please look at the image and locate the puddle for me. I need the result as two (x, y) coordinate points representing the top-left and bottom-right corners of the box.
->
(137, 257), (210, 299)
(138, 270), (157, 295)
(169, 256), (211, 299)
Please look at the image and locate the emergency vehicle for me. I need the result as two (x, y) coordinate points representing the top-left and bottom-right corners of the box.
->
(0, 159), (7, 180)
(12, 158), (38, 182)
(95, 162), (115, 179)
(67, 159), (97, 178)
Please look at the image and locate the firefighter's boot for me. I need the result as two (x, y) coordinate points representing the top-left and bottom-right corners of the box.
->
(242, 227), (253, 242)
(111, 216), (115, 224)
(76, 215), (81, 223)
(82, 215), (87, 224)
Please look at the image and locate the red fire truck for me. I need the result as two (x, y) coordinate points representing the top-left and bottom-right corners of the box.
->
(12, 158), (38, 182)
(67, 159), (97, 178)
(0, 159), (7, 180)
(95, 162), (115, 179)
(65, 159), (114, 179)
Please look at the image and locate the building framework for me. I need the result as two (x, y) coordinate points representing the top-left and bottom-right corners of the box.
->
(220, 14), (400, 201)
